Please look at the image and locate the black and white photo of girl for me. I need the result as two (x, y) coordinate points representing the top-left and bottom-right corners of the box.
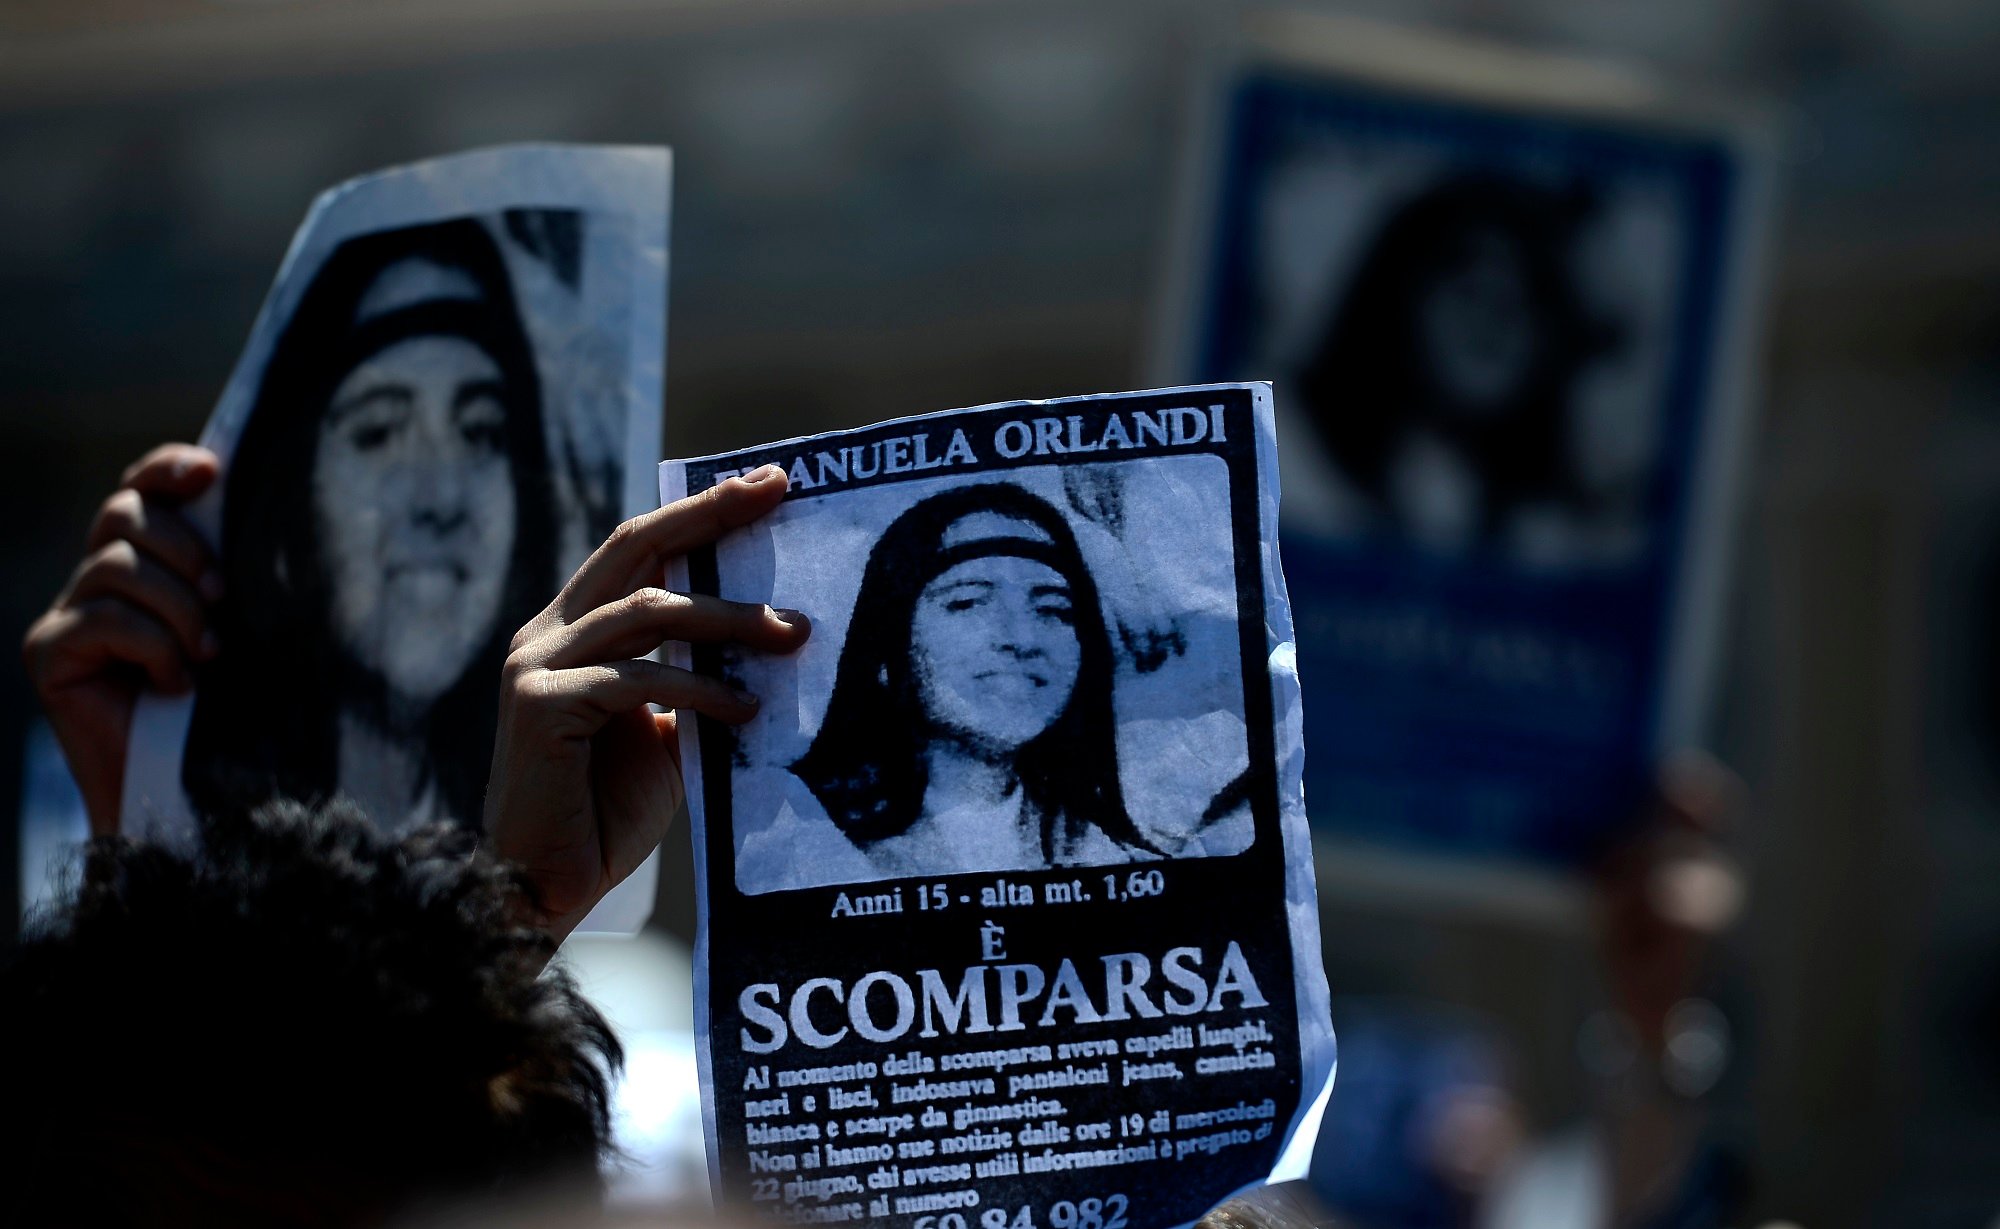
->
(724, 458), (1257, 894)
(1247, 153), (1685, 568)
(181, 212), (619, 830)
(792, 482), (1158, 873)
(1295, 175), (1628, 555)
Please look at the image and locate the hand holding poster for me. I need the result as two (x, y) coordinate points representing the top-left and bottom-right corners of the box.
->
(664, 384), (1334, 1227)
(118, 144), (671, 932)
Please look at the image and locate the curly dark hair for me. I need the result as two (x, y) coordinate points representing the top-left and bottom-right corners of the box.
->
(0, 799), (620, 1225)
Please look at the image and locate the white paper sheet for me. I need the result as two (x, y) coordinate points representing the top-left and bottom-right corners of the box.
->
(664, 383), (1335, 1226)
(120, 144), (670, 934)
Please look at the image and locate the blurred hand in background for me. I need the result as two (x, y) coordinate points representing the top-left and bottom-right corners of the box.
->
(1593, 750), (1747, 1067)
(1485, 752), (1750, 1229)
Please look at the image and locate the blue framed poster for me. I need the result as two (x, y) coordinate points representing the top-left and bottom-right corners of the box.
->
(1158, 17), (1772, 865)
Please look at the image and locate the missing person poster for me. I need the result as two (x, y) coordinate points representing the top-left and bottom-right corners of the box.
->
(664, 384), (1335, 1227)
(119, 144), (670, 932)
(1157, 16), (1772, 864)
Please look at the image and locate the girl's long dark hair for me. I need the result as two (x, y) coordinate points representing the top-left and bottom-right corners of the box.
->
(184, 217), (557, 829)
(1294, 174), (1624, 541)
(791, 482), (1156, 862)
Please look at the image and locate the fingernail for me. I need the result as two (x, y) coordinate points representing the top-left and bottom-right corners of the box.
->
(741, 463), (783, 485)
(772, 607), (810, 630)
(199, 630), (220, 659)
(733, 687), (760, 708)
(200, 570), (224, 602)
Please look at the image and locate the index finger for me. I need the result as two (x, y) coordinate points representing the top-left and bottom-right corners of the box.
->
(86, 489), (218, 588)
(120, 444), (220, 501)
(556, 463), (789, 622)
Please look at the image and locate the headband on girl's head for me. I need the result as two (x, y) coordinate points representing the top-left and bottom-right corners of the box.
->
(329, 299), (519, 391)
(926, 536), (1072, 585)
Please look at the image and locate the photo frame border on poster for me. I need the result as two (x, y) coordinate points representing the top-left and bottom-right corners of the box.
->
(663, 383), (1336, 1220)
(1146, 13), (1778, 912)
(117, 143), (672, 935)
(712, 457), (1261, 899)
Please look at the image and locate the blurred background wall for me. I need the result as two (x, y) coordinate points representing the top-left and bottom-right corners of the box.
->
(3, 1), (1998, 1225)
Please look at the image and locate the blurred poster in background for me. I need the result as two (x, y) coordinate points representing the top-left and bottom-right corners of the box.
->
(1158, 14), (1773, 866)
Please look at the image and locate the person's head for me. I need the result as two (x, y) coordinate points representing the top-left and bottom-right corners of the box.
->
(1, 799), (619, 1225)
(908, 508), (1085, 755)
(1294, 174), (1624, 534)
(317, 326), (518, 707)
(187, 217), (557, 824)
(791, 482), (1154, 860)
